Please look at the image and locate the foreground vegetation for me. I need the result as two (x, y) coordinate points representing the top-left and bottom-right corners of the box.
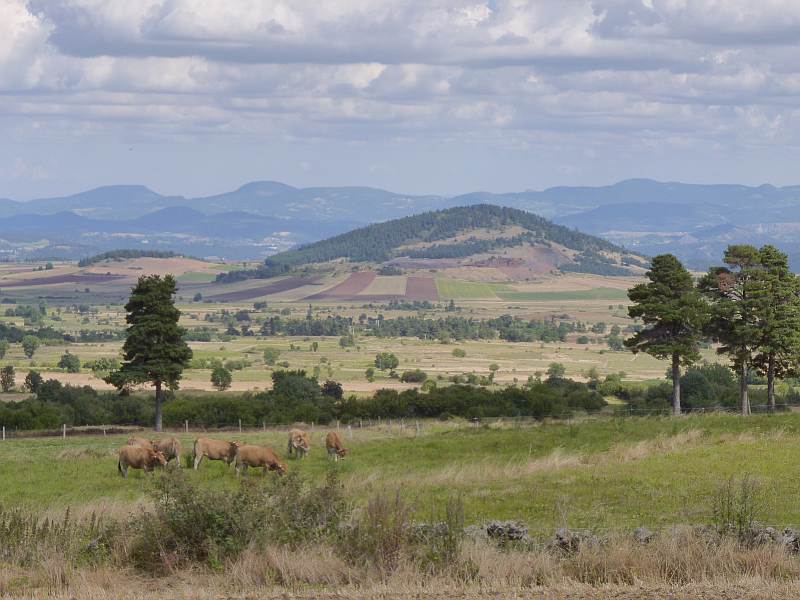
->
(5, 414), (800, 597)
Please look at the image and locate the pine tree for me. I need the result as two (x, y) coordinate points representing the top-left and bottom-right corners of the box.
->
(699, 245), (763, 415)
(750, 245), (800, 410)
(625, 254), (707, 415)
(105, 275), (192, 431)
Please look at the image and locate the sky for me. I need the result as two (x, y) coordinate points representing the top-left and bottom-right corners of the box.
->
(3, 0), (800, 200)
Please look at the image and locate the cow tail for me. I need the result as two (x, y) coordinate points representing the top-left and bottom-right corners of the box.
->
(117, 458), (122, 475)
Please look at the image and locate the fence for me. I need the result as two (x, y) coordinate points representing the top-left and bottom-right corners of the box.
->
(3, 402), (800, 442)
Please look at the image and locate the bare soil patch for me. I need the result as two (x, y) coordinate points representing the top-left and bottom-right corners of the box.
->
(405, 276), (439, 301)
(305, 271), (377, 300)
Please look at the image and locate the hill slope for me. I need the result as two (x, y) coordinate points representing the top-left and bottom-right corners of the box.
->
(219, 204), (647, 282)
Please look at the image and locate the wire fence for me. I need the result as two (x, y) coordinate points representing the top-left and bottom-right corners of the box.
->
(2, 402), (799, 442)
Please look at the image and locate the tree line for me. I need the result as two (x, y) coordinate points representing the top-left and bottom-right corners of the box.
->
(625, 245), (800, 415)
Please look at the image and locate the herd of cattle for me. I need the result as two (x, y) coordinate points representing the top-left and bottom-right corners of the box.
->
(116, 428), (348, 478)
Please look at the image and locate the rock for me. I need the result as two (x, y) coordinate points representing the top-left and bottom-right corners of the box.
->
(633, 527), (655, 544)
(551, 528), (598, 553)
(485, 520), (529, 544)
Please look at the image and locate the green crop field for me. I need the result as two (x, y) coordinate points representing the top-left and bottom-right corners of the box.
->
(496, 288), (630, 302)
(2, 413), (799, 531)
(436, 279), (509, 299)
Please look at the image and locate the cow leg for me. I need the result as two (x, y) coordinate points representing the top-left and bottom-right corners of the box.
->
(176, 454), (181, 468)
(193, 453), (202, 470)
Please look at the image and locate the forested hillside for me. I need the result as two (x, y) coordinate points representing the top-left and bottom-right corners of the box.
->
(218, 204), (635, 282)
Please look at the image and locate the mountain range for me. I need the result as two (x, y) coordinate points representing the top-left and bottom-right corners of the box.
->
(2, 179), (800, 268)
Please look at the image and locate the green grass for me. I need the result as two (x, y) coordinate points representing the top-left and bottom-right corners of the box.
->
(496, 288), (629, 301)
(3, 413), (800, 532)
(436, 279), (509, 300)
(177, 272), (217, 283)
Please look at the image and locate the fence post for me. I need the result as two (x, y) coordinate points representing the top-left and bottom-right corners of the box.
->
(185, 420), (189, 434)
(262, 420), (266, 432)
(415, 421), (420, 437)
(103, 426), (106, 437)
(62, 424), (66, 439)
(337, 420), (340, 431)
(348, 424), (353, 439)
(238, 419), (242, 433)
(359, 419), (363, 429)
(2, 426), (4, 441)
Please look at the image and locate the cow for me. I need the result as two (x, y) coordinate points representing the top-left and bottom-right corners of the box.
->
(127, 436), (154, 450)
(153, 437), (182, 467)
(287, 428), (310, 459)
(118, 446), (167, 478)
(193, 438), (239, 470)
(325, 431), (347, 461)
(234, 444), (287, 476)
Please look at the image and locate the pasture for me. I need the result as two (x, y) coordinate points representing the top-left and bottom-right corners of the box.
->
(3, 413), (800, 531)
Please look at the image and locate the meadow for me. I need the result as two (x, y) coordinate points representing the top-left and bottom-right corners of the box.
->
(2, 413), (800, 531)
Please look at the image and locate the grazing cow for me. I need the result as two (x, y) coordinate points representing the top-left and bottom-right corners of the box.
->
(127, 436), (154, 450)
(153, 437), (182, 467)
(234, 444), (287, 476)
(193, 438), (239, 470)
(287, 428), (310, 459)
(325, 431), (347, 461)
(118, 446), (167, 478)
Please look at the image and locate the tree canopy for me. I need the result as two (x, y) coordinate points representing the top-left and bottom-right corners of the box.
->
(105, 274), (192, 431)
(625, 254), (707, 415)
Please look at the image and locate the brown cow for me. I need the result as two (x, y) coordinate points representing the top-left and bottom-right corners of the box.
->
(153, 437), (182, 467)
(325, 431), (347, 461)
(193, 438), (239, 470)
(118, 446), (167, 478)
(234, 444), (287, 476)
(287, 428), (310, 459)
(127, 436), (154, 450)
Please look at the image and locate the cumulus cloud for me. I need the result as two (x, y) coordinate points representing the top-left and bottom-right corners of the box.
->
(1, 0), (800, 194)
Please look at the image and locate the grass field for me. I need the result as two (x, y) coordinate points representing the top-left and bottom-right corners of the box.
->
(2, 413), (800, 532)
(436, 279), (509, 299)
(496, 288), (630, 301)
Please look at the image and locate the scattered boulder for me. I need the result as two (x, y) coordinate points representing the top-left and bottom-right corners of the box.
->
(485, 520), (530, 545)
(551, 528), (598, 553)
(633, 527), (655, 544)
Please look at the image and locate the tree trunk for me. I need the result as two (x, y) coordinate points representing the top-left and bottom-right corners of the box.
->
(671, 352), (681, 417)
(767, 354), (776, 412)
(740, 361), (750, 416)
(154, 381), (163, 432)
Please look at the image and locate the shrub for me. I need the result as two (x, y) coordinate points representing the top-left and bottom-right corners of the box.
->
(340, 491), (413, 575)
(263, 347), (281, 365)
(712, 475), (764, 538)
(452, 348), (466, 358)
(210, 366), (232, 391)
(400, 369), (428, 383)
(58, 352), (81, 373)
(24, 370), (43, 394)
(1, 365), (14, 392)
(21, 335), (39, 359)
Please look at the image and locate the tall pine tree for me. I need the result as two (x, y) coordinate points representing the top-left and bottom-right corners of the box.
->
(699, 245), (763, 415)
(751, 245), (800, 410)
(625, 254), (707, 415)
(106, 275), (192, 431)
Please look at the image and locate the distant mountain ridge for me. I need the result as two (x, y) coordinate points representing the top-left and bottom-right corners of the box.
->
(4, 178), (800, 267)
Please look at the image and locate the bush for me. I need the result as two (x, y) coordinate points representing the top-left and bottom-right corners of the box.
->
(452, 348), (466, 358)
(340, 491), (413, 575)
(210, 366), (232, 391)
(58, 352), (81, 373)
(400, 369), (428, 383)
(130, 469), (348, 572)
(1, 365), (14, 392)
(24, 370), (43, 394)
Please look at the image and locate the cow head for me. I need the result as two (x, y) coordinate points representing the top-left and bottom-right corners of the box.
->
(274, 461), (288, 475)
(337, 447), (348, 459)
(150, 450), (168, 467)
(229, 441), (241, 458)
